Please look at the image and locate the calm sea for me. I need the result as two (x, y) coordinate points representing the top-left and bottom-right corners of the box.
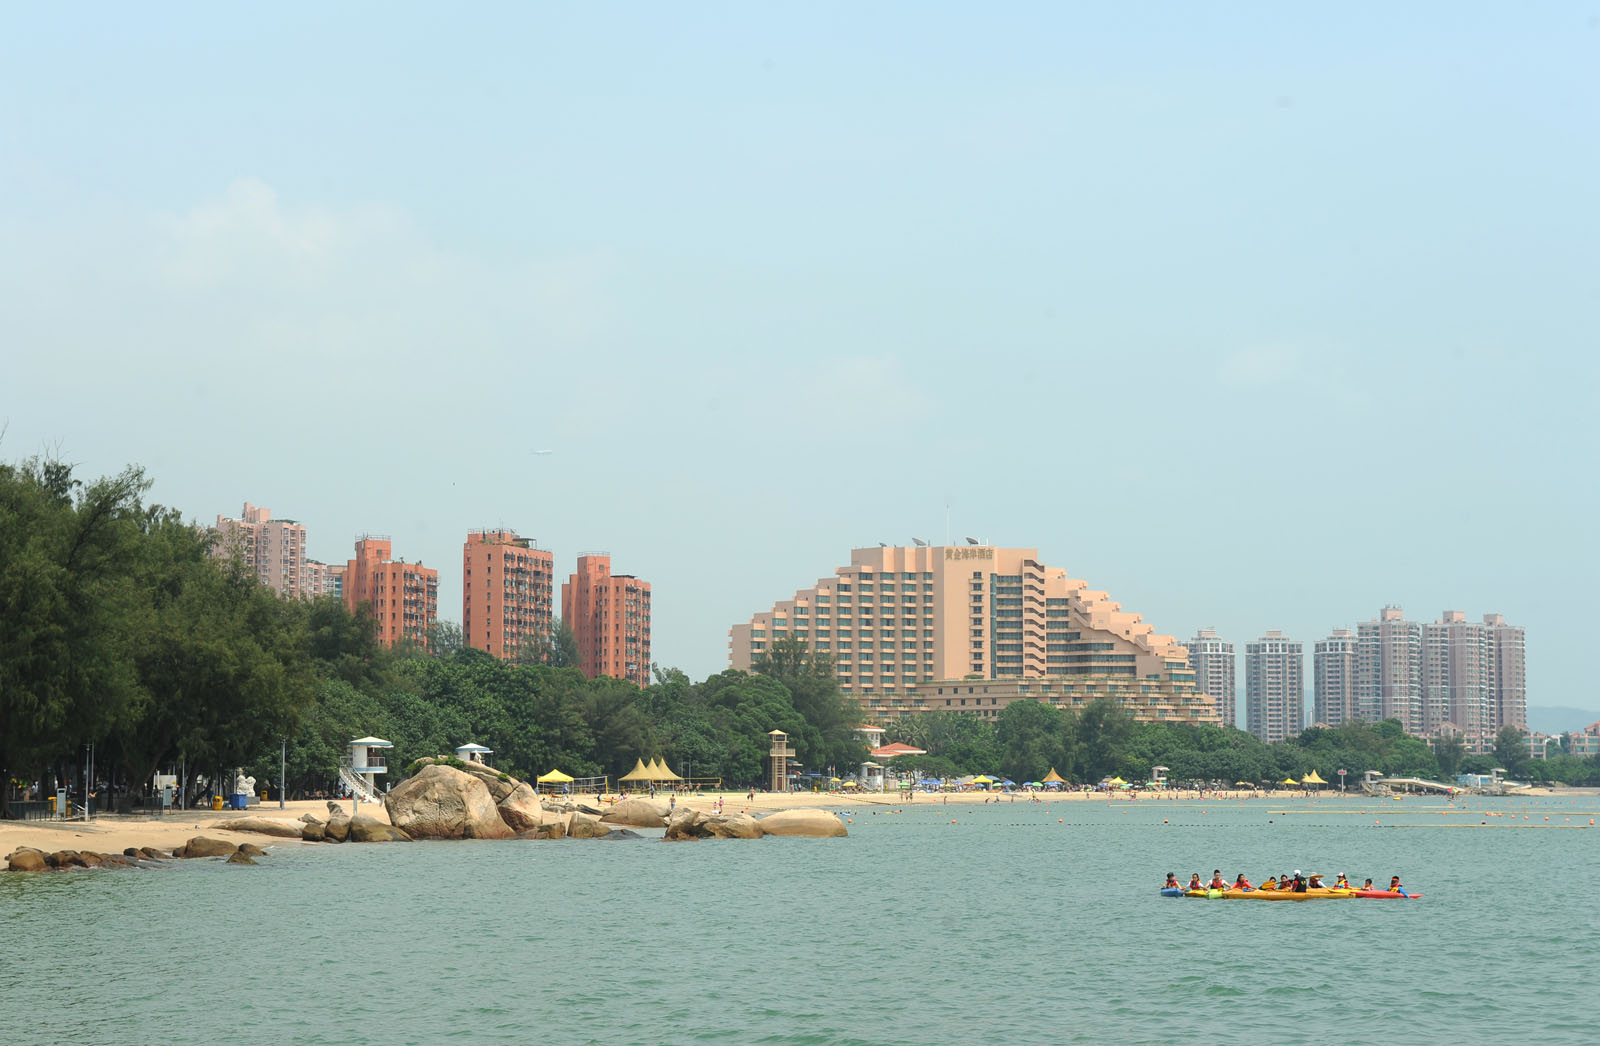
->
(3, 795), (1596, 1045)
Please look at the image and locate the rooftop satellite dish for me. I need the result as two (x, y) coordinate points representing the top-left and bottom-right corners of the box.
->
(879, 542), (889, 547)
(965, 536), (979, 545)
(912, 538), (927, 546)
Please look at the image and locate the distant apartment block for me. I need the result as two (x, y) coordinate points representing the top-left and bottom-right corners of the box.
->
(306, 559), (344, 599)
(343, 537), (438, 649)
(210, 502), (309, 597)
(563, 554), (652, 687)
(731, 544), (1217, 725)
(1246, 631), (1303, 744)
(1341, 606), (1524, 748)
(462, 529), (553, 662)
(1187, 628), (1236, 728)
(1313, 629), (1358, 727)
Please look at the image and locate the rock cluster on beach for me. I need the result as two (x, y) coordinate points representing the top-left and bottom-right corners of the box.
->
(4, 759), (847, 872)
(5, 836), (273, 873)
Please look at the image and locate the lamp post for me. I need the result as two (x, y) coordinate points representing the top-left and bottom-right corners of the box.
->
(1337, 768), (1347, 792)
(279, 738), (287, 810)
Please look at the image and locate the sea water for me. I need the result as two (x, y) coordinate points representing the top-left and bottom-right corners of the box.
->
(3, 795), (1596, 1045)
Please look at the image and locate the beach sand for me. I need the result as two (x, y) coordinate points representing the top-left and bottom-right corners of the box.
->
(10, 785), (1586, 858)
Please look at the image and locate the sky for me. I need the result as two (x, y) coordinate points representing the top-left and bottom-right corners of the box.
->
(3, 4), (1597, 723)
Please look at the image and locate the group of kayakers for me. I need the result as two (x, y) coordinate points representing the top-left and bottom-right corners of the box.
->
(1164, 870), (1408, 895)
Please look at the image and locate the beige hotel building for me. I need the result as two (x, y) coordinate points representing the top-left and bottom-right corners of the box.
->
(730, 544), (1218, 725)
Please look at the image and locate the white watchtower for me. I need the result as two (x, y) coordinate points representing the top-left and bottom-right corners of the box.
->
(342, 736), (393, 803)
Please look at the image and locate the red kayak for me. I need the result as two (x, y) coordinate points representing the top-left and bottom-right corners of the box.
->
(1351, 889), (1422, 899)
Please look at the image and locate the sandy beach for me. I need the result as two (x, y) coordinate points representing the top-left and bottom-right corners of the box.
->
(8, 784), (1589, 859)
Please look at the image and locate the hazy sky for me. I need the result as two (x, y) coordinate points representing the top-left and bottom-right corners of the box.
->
(4, 5), (1597, 720)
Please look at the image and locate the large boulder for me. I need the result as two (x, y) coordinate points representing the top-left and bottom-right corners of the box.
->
(178, 836), (239, 859)
(225, 851), (257, 865)
(77, 852), (104, 868)
(458, 762), (518, 803)
(216, 816), (303, 839)
(348, 814), (411, 843)
(385, 763), (514, 840)
(7, 848), (47, 872)
(236, 842), (267, 857)
(324, 808), (351, 843)
(301, 821), (327, 842)
(567, 814), (611, 839)
(299, 813), (324, 825)
(497, 783), (548, 833)
(138, 847), (164, 861)
(704, 813), (765, 840)
(600, 798), (670, 829)
(757, 809), (848, 838)
(45, 850), (82, 868)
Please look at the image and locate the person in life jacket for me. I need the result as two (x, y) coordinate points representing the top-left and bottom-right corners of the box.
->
(1362, 878), (1374, 890)
(1233, 873), (1254, 891)
(1276, 872), (1292, 890)
(1188, 873), (1203, 890)
(1334, 873), (1350, 889)
(1389, 875), (1409, 897)
(1165, 872), (1180, 889)
(1259, 876), (1278, 890)
(1290, 871), (1308, 893)
(1209, 869), (1228, 890)
(1307, 874), (1325, 889)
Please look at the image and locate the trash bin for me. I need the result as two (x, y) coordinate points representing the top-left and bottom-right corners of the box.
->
(212, 796), (224, 811)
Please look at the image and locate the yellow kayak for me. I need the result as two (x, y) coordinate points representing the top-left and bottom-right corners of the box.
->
(1222, 887), (1353, 900)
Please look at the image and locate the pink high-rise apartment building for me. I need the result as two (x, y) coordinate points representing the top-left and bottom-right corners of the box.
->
(462, 530), (554, 662)
(211, 502), (309, 598)
(343, 537), (439, 649)
(563, 554), (652, 687)
(731, 544), (1215, 725)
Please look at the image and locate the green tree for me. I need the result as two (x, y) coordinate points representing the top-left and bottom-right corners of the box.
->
(1432, 734), (1467, 779)
(0, 459), (149, 816)
(995, 700), (1070, 782)
(1493, 725), (1531, 779)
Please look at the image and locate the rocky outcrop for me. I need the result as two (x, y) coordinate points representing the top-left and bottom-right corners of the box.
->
(497, 783), (548, 833)
(77, 852), (104, 867)
(459, 762), (517, 803)
(567, 814), (611, 839)
(301, 821), (327, 842)
(237, 842), (267, 857)
(385, 763), (513, 840)
(177, 836), (239, 859)
(757, 809), (848, 838)
(215, 816), (303, 839)
(299, 812), (323, 824)
(324, 808), (351, 843)
(138, 846), (164, 861)
(7, 848), (46, 872)
(225, 851), (257, 865)
(600, 798), (670, 828)
(45, 850), (83, 868)
(704, 813), (765, 839)
(348, 814), (411, 843)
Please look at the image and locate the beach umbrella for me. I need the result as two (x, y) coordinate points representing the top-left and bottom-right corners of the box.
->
(1234, 781), (1253, 787)
(1001, 779), (1016, 786)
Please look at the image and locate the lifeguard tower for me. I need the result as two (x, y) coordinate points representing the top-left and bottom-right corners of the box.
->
(768, 730), (795, 793)
(455, 743), (493, 764)
(342, 736), (392, 803)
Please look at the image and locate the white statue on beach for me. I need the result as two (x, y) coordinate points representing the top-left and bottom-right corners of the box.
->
(233, 772), (256, 797)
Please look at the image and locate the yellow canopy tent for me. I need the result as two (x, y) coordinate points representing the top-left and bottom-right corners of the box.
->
(1108, 777), (1127, 786)
(618, 759), (652, 783)
(1281, 777), (1299, 786)
(644, 758), (664, 780)
(1302, 770), (1328, 787)
(537, 770), (575, 783)
(1041, 768), (1066, 784)
(971, 775), (994, 785)
(657, 760), (682, 782)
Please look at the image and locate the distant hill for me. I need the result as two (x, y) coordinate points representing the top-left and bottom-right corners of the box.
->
(1528, 706), (1600, 734)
